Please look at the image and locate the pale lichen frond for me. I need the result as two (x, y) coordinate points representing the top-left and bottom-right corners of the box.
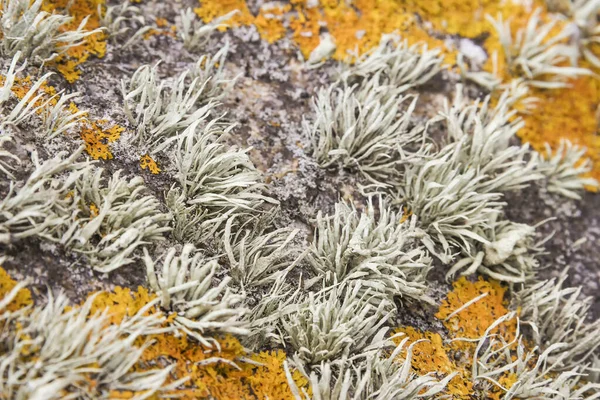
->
(447, 216), (546, 283)
(0, 289), (182, 399)
(280, 284), (392, 365)
(537, 139), (599, 199)
(144, 244), (248, 348)
(167, 119), (275, 246)
(0, 54), (54, 130)
(71, 168), (172, 272)
(0, 0), (102, 63)
(285, 337), (454, 399)
(308, 197), (433, 305)
(121, 60), (221, 149)
(40, 91), (87, 139)
(178, 7), (237, 52)
(514, 271), (600, 372)
(99, 2), (151, 47)
(223, 211), (302, 290)
(345, 33), (443, 93)
(0, 131), (19, 179)
(398, 86), (542, 264)
(306, 79), (427, 186)
(487, 8), (592, 88)
(472, 313), (600, 399)
(0, 146), (92, 244)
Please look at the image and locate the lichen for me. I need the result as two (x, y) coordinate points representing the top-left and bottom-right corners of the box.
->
(140, 154), (161, 174)
(394, 277), (521, 399)
(0, 266), (32, 312)
(41, 0), (107, 83)
(4, 72), (125, 160)
(519, 75), (600, 185)
(85, 285), (310, 399)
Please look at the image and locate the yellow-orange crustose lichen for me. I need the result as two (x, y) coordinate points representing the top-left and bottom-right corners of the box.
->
(80, 120), (124, 160)
(195, 0), (290, 45)
(395, 277), (518, 399)
(0, 269), (310, 399)
(3, 74), (125, 160)
(255, 4), (291, 44)
(41, 0), (107, 83)
(195, 0), (458, 65)
(86, 286), (310, 399)
(0, 267), (33, 312)
(435, 277), (515, 343)
(140, 154), (161, 174)
(519, 75), (600, 186)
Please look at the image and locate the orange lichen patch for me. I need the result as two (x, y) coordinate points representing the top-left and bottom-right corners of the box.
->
(3, 73), (125, 160)
(155, 18), (169, 28)
(391, 277), (521, 398)
(194, 0), (254, 28)
(255, 4), (291, 44)
(436, 277), (516, 345)
(518, 75), (600, 185)
(289, 5), (321, 59)
(0, 267), (33, 312)
(89, 203), (100, 218)
(290, 0), (458, 65)
(393, 326), (472, 397)
(141, 325), (310, 399)
(143, 23), (178, 40)
(195, 0), (458, 64)
(80, 120), (124, 160)
(7, 75), (58, 110)
(41, 0), (107, 83)
(246, 350), (311, 399)
(85, 286), (310, 398)
(399, 0), (544, 40)
(393, 326), (454, 373)
(87, 286), (156, 325)
(140, 154), (161, 174)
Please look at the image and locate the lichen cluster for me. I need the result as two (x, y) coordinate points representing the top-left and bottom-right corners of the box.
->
(1, 0), (600, 398)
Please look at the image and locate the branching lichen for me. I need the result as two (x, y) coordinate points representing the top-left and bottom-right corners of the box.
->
(72, 168), (172, 272)
(514, 271), (600, 372)
(178, 7), (237, 52)
(144, 244), (248, 348)
(308, 197), (432, 305)
(223, 212), (302, 290)
(345, 33), (443, 92)
(306, 79), (427, 186)
(0, 0), (102, 64)
(121, 56), (230, 149)
(280, 284), (391, 365)
(0, 288), (180, 399)
(167, 119), (275, 246)
(488, 8), (592, 88)
(537, 139), (599, 199)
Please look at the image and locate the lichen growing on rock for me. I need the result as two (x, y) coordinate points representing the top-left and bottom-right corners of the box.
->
(1, 0), (600, 397)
